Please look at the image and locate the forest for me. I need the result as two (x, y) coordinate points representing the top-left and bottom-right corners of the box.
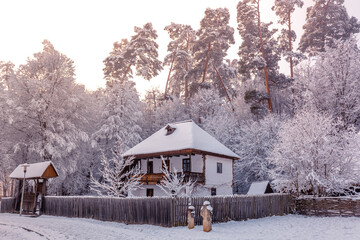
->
(0, 0), (360, 197)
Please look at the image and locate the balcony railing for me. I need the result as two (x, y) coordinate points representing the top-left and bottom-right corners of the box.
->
(140, 173), (164, 184)
(139, 172), (205, 185)
(179, 172), (205, 184)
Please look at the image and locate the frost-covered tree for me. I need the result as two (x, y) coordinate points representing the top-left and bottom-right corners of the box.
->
(157, 157), (195, 197)
(103, 22), (163, 83)
(4, 41), (88, 168)
(0, 62), (25, 195)
(163, 23), (196, 101)
(191, 8), (235, 97)
(234, 114), (282, 193)
(237, 0), (274, 113)
(92, 80), (143, 152)
(189, 87), (224, 125)
(91, 146), (142, 198)
(294, 38), (360, 129)
(272, 0), (304, 77)
(153, 96), (188, 130)
(299, 0), (360, 56)
(61, 90), (105, 195)
(270, 105), (360, 196)
(237, 0), (292, 115)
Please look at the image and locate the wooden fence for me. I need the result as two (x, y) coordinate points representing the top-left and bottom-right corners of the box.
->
(296, 197), (360, 217)
(175, 194), (294, 226)
(41, 194), (294, 227)
(43, 196), (174, 227)
(0, 197), (16, 213)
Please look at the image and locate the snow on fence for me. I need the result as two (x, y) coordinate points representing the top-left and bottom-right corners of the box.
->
(0, 197), (16, 213)
(41, 194), (294, 227)
(296, 197), (360, 217)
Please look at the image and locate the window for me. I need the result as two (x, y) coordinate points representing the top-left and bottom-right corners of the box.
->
(211, 188), (216, 196)
(162, 159), (170, 172)
(217, 162), (223, 173)
(147, 161), (153, 174)
(182, 158), (191, 172)
(146, 188), (154, 197)
(165, 125), (176, 135)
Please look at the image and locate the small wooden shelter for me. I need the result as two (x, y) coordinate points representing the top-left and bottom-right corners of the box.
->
(9, 161), (58, 214)
(247, 181), (274, 195)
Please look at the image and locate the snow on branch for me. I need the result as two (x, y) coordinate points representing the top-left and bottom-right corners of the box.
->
(157, 156), (195, 197)
(90, 145), (143, 198)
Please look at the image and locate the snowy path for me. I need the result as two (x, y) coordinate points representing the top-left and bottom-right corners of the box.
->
(0, 213), (359, 240)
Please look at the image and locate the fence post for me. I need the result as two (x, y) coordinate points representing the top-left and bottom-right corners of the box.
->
(171, 197), (176, 227)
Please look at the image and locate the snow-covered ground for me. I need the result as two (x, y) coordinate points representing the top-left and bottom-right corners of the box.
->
(0, 213), (359, 240)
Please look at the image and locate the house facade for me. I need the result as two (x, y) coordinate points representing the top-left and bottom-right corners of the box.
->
(123, 120), (239, 197)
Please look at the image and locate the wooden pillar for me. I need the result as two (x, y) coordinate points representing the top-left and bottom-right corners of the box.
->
(202, 154), (206, 183)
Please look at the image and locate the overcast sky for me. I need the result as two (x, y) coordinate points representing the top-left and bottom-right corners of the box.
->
(1, 0), (359, 97)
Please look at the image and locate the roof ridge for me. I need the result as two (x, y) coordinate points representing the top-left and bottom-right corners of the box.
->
(167, 119), (193, 125)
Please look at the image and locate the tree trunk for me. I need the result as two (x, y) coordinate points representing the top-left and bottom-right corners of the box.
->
(123, 63), (133, 79)
(164, 51), (176, 99)
(184, 77), (188, 106)
(288, 10), (295, 111)
(184, 34), (190, 106)
(201, 42), (211, 83)
(256, 1), (272, 113)
(288, 11), (294, 78)
(213, 65), (234, 112)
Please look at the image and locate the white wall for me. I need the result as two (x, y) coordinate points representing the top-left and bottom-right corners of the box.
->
(191, 154), (204, 173)
(134, 154), (233, 197)
(204, 155), (233, 195)
(130, 185), (167, 197)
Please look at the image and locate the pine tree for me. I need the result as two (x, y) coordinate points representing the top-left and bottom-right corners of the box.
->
(191, 8), (235, 98)
(92, 80), (143, 152)
(299, 0), (360, 56)
(163, 23), (196, 102)
(103, 22), (163, 84)
(272, 0), (304, 77)
(237, 0), (293, 115)
(237, 0), (274, 113)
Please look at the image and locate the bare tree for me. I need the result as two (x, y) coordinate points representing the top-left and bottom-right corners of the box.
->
(157, 156), (195, 197)
(91, 145), (143, 198)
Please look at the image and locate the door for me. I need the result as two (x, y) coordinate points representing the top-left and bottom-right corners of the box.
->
(146, 188), (154, 197)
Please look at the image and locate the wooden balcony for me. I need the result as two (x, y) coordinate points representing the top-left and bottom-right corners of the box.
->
(140, 173), (164, 185)
(140, 172), (205, 185)
(180, 172), (205, 184)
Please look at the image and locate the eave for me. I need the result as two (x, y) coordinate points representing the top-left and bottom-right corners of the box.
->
(125, 148), (239, 161)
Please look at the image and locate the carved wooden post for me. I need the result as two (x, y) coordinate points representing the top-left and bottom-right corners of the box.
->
(200, 201), (212, 232)
(188, 205), (195, 229)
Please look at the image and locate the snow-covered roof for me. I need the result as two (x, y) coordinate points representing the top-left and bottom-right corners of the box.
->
(9, 161), (59, 179)
(123, 120), (239, 159)
(247, 181), (272, 195)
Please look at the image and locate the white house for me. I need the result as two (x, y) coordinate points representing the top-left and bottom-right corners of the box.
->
(123, 120), (239, 197)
